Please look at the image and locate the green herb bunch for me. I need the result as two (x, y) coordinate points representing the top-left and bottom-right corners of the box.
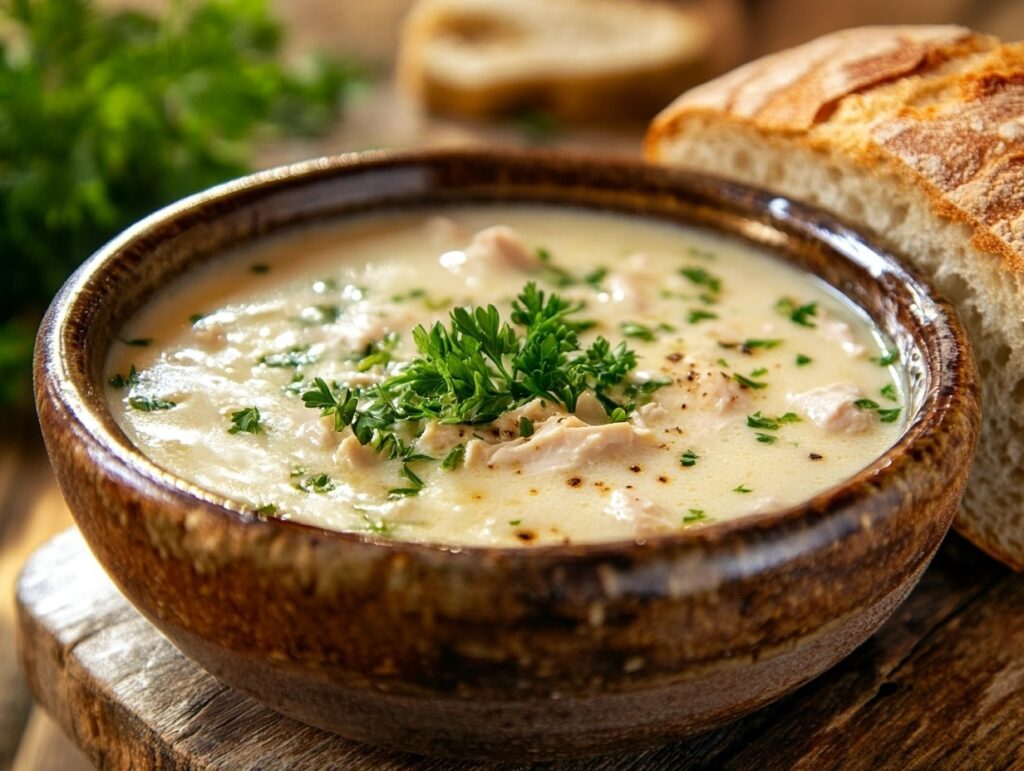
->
(303, 283), (645, 449)
(0, 0), (364, 405)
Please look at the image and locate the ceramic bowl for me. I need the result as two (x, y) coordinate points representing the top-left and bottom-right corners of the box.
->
(34, 149), (980, 760)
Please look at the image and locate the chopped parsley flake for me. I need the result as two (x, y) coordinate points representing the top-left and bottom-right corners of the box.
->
(733, 484), (752, 494)
(296, 473), (335, 494)
(584, 267), (608, 289)
(733, 372), (768, 390)
(441, 443), (466, 470)
(776, 298), (818, 328)
(796, 353), (812, 366)
(621, 321), (657, 342)
(880, 384), (898, 402)
(258, 345), (317, 369)
(255, 503), (278, 516)
(509, 519), (522, 526)
(688, 309), (718, 324)
(873, 350), (899, 367)
(680, 449), (699, 467)
(854, 398), (881, 410)
(747, 411), (800, 431)
(356, 332), (400, 372)
(755, 433), (777, 444)
(519, 416), (535, 437)
(878, 407), (902, 423)
(128, 395), (176, 412)
(228, 407), (262, 435)
(683, 509), (707, 524)
(108, 365), (139, 389)
(679, 266), (722, 294)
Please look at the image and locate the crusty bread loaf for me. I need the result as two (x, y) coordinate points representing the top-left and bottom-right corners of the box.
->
(646, 25), (1024, 569)
(397, 0), (743, 122)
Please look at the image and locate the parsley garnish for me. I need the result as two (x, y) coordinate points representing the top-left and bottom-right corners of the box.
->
(878, 407), (902, 423)
(621, 321), (656, 342)
(255, 503), (278, 516)
(796, 353), (812, 366)
(733, 372), (768, 390)
(688, 309), (718, 324)
(776, 298), (818, 328)
(356, 332), (400, 372)
(733, 484), (752, 494)
(228, 407), (262, 435)
(108, 365), (139, 389)
(519, 416), (535, 437)
(258, 345), (317, 369)
(679, 266), (722, 294)
(680, 449), (699, 467)
(295, 473), (335, 494)
(747, 411), (800, 431)
(755, 433), (777, 444)
(584, 267), (608, 289)
(881, 384), (898, 402)
(441, 443), (466, 470)
(128, 395), (176, 412)
(683, 509), (707, 523)
(301, 284), (645, 494)
(873, 350), (899, 367)
(853, 396), (902, 424)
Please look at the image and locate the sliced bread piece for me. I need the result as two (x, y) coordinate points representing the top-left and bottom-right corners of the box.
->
(397, 0), (743, 122)
(645, 25), (1024, 569)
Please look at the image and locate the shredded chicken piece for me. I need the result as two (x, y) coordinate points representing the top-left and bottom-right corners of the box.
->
(602, 253), (657, 312)
(489, 398), (564, 440)
(334, 435), (379, 469)
(605, 489), (675, 539)
(633, 401), (669, 428)
(787, 382), (874, 434)
(464, 225), (540, 272)
(698, 370), (748, 413)
(573, 391), (608, 425)
(416, 422), (469, 456)
(464, 415), (654, 473)
(817, 310), (866, 358)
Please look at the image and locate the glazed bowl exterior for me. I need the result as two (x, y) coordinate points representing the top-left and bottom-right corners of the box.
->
(34, 150), (980, 760)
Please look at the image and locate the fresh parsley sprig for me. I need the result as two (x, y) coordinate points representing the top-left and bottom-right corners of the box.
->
(301, 284), (653, 492)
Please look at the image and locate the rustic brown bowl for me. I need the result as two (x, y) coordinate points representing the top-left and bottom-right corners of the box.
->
(34, 149), (980, 761)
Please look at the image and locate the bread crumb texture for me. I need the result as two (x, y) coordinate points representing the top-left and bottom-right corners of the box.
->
(647, 26), (1024, 569)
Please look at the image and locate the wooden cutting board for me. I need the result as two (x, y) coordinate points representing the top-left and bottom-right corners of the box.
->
(15, 528), (1024, 770)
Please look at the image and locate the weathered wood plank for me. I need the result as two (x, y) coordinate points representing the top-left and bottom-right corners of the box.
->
(0, 421), (76, 771)
(15, 529), (1021, 770)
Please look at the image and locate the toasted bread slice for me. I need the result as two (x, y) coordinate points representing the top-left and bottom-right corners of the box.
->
(646, 25), (1024, 569)
(398, 0), (743, 122)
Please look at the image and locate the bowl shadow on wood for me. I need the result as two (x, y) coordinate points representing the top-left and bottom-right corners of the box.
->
(33, 149), (980, 760)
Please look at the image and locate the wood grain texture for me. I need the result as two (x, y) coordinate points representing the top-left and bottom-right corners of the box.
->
(15, 528), (1024, 770)
(0, 419), (75, 771)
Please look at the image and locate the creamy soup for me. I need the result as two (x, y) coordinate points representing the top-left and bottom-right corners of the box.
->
(106, 207), (905, 546)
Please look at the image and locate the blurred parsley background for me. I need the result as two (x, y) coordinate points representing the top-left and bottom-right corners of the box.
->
(0, 0), (365, 406)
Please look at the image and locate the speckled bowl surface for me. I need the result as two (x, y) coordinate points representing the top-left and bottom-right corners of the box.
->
(34, 149), (980, 761)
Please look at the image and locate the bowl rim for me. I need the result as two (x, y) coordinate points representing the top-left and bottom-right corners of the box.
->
(35, 146), (978, 562)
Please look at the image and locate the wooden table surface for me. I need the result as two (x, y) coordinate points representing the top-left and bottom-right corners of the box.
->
(13, 525), (1024, 771)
